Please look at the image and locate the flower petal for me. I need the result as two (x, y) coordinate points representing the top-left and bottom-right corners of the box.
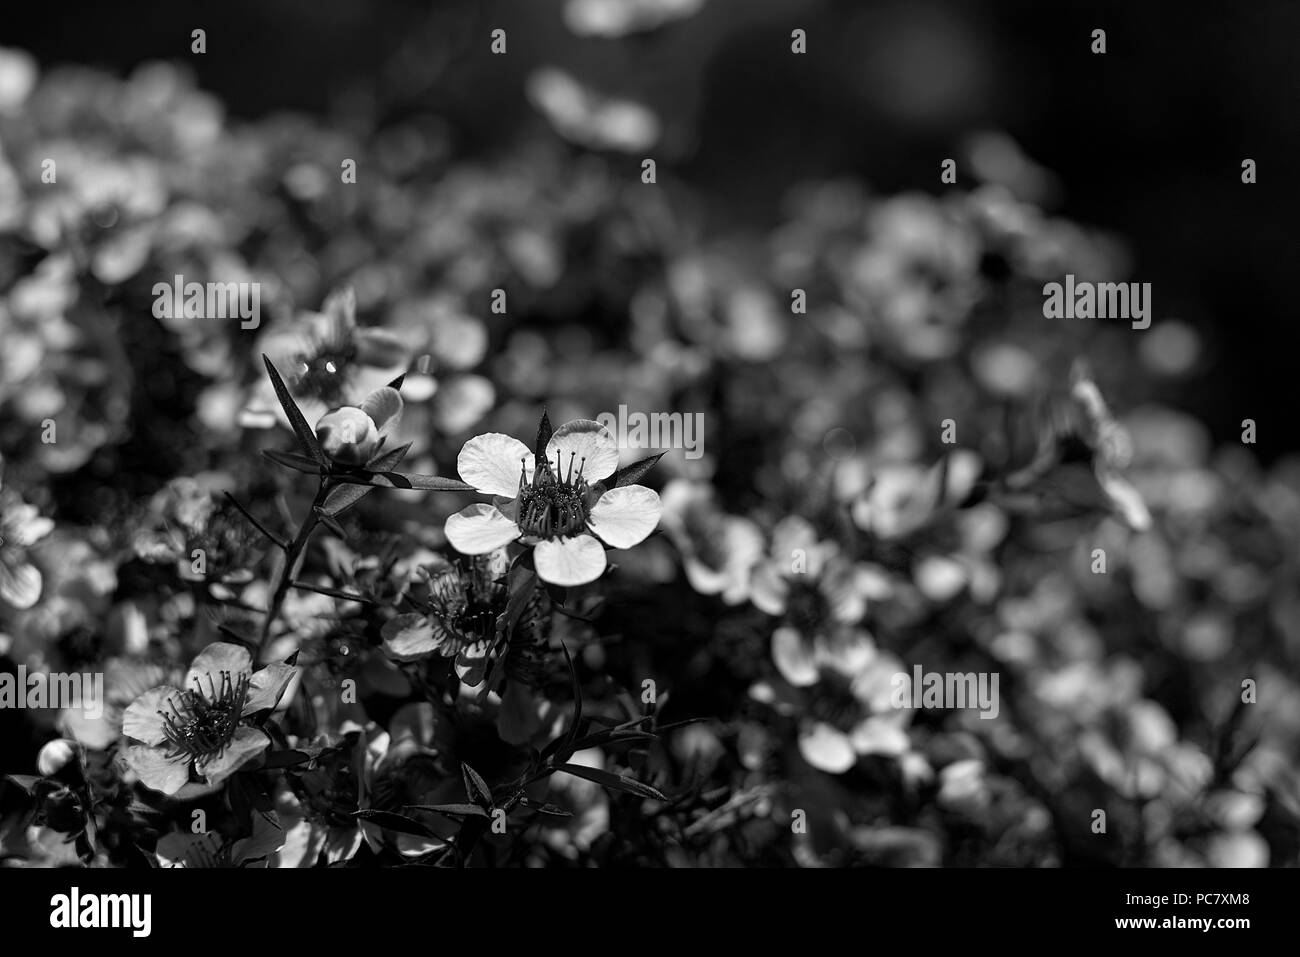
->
(497, 681), (545, 745)
(197, 726), (270, 785)
(824, 562), (871, 623)
(359, 386), (404, 433)
(12, 512), (54, 547)
(274, 816), (327, 869)
(432, 375), (495, 434)
(851, 715), (910, 757)
(749, 562), (790, 616)
(125, 745), (192, 795)
(381, 613), (440, 659)
(243, 663), (299, 714)
(231, 812), (287, 864)
(720, 517), (765, 605)
(770, 515), (819, 563)
(680, 555), (727, 597)
(323, 826), (365, 865)
(444, 504), (521, 555)
(798, 722), (857, 773)
(457, 432), (533, 497)
(315, 407), (378, 464)
(587, 484), (662, 549)
(0, 559), (42, 609)
(185, 642), (252, 693)
(546, 419), (620, 482)
(534, 535), (607, 586)
(354, 327), (409, 368)
(772, 626), (818, 687)
(122, 686), (183, 746)
(454, 641), (491, 688)
(430, 308), (489, 370)
(816, 629), (877, 678)
(1098, 465), (1153, 531)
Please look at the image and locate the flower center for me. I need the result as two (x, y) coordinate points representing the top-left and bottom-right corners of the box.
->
(454, 602), (498, 645)
(787, 580), (830, 635)
(427, 560), (508, 652)
(516, 453), (590, 538)
(807, 669), (866, 728)
(293, 329), (358, 406)
(159, 671), (249, 761)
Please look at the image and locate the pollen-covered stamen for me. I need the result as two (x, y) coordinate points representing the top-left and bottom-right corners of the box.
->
(454, 603), (498, 644)
(158, 670), (250, 761)
(516, 452), (590, 538)
(786, 580), (831, 636)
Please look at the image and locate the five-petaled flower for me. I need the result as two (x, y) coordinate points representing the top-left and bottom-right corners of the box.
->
(121, 642), (297, 795)
(444, 419), (662, 587)
(751, 627), (912, 775)
(381, 550), (518, 686)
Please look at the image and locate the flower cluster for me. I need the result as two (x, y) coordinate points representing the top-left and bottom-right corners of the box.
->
(0, 43), (1294, 872)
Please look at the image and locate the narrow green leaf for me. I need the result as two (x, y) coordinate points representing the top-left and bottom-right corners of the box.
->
(322, 482), (374, 516)
(568, 729), (658, 753)
(554, 763), (666, 802)
(535, 409), (554, 471)
(260, 750), (312, 770)
(312, 508), (349, 538)
(5, 774), (41, 794)
(518, 798), (573, 818)
(461, 763), (493, 809)
(353, 809), (436, 837)
(367, 441), (412, 473)
(360, 472), (475, 492)
(562, 641), (582, 756)
(262, 448), (322, 474)
(401, 803), (489, 819)
(608, 451), (665, 489)
(262, 355), (327, 466)
(290, 580), (373, 604)
(223, 491), (287, 549)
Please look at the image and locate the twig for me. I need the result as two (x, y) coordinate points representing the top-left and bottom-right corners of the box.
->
(224, 491), (288, 550)
(258, 481), (329, 652)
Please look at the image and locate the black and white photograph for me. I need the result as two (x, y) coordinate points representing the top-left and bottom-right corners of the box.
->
(0, 0), (1294, 935)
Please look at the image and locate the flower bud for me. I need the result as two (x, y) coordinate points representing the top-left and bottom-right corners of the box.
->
(315, 407), (379, 464)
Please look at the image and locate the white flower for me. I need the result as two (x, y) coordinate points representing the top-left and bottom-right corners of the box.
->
(658, 479), (762, 605)
(444, 419), (662, 587)
(753, 628), (912, 775)
(748, 515), (880, 623)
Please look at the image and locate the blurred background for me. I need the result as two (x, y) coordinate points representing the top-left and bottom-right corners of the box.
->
(2, 0), (1298, 870)
(6, 0), (1297, 458)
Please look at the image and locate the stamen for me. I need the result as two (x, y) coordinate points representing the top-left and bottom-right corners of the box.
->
(157, 672), (250, 762)
(516, 445), (592, 539)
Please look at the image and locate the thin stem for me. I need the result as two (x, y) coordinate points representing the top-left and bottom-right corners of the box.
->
(224, 491), (288, 550)
(259, 481), (329, 653)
